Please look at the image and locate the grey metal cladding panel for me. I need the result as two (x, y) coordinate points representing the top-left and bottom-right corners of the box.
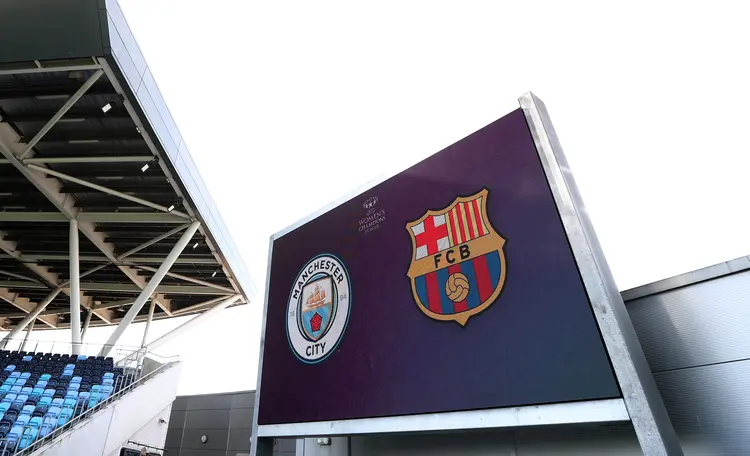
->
(0, 0), (106, 63)
(172, 397), (190, 411)
(185, 409), (231, 430)
(165, 428), (185, 449)
(231, 392), (256, 409)
(187, 393), (235, 411)
(181, 428), (230, 450)
(627, 270), (750, 372)
(655, 360), (750, 455)
(169, 410), (187, 427)
(352, 429), (516, 456)
(274, 439), (296, 453)
(176, 450), (226, 456)
(227, 428), (252, 451)
(229, 407), (254, 429)
(514, 422), (641, 456)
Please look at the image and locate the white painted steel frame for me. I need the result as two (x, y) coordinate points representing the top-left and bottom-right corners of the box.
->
(518, 93), (682, 455)
(257, 399), (630, 438)
(0, 59), (231, 334)
(69, 219), (82, 354)
(99, 220), (201, 357)
(251, 94), (683, 456)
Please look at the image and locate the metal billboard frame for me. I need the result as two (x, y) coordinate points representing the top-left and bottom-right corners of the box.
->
(251, 93), (683, 456)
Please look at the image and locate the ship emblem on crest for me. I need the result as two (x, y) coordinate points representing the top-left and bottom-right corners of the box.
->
(406, 188), (507, 326)
(287, 254), (352, 364)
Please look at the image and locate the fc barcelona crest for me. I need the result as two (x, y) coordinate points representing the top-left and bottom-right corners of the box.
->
(406, 188), (507, 326)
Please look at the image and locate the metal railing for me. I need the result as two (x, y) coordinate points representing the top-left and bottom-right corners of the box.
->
(8, 357), (179, 456)
(0, 337), (144, 365)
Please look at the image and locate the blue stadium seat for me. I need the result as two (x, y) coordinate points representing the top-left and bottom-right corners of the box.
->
(17, 416), (41, 450)
(0, 349), (136, 449)
(57, 407), (73, 427)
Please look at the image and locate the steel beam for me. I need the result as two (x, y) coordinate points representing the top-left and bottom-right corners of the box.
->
(69, 220), (82, 355)
(145, 295), (240, 352)
(0, 125), (172, 317)
(133, 265), (236, 293)
(0, 288), (61, 343)
(141, 299), (156, 347)
(171, 296), (231, 316)
(81, 309), (93, 342)
(0, 228), (109, 324)
(97, 58), (243, 298)
(0, 280), (227, 295)
(100, 221), (201, 356)
(26, 164), (191, 218)
(20, 320), (35, 352)
(0, 270), (41, 283)
(0, 63), (101, 76)
(0, 253), (218, 265)
(19, 69), (104, 160)
(0, 212), (187, 223)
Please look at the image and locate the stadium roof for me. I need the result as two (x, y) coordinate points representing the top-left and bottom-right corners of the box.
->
(0, 0), (256, 335)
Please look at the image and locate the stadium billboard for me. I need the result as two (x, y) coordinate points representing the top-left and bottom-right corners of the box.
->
(252, 94), (682, 456)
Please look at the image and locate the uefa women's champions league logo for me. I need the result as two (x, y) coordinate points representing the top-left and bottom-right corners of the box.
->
(286, 254), (352, 363)
(406, 188), (507, 326)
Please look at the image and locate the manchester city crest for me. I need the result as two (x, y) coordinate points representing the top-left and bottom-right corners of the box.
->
(286, 254), (352, 363)
(406, 188), (507, 326)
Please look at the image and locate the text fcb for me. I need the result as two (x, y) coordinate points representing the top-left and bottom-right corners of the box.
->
(406, 189), (507, 325)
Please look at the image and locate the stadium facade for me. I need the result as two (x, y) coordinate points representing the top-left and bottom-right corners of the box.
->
(0, 0), (255, 454)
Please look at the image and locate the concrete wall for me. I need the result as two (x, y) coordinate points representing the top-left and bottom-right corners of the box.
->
(34, 361), (180, 456)
(165, 391), (295, 456)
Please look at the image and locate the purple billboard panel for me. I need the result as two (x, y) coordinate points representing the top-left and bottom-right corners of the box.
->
(257, 108), (620, 426)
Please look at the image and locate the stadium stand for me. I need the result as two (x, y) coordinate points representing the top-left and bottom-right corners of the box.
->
(0, 349), (127, 453)
(0, 1), (256, 453)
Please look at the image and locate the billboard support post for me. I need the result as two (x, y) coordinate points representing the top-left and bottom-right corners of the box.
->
(518, 92), (682, 455)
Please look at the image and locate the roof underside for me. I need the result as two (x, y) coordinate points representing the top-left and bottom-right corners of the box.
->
(0, 0), (253, 332)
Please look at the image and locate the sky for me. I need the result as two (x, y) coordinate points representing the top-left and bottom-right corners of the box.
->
(7, 1), (750, 395)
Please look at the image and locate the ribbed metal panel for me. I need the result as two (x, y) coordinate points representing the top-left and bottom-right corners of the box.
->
(626, 270), (750, 372)
(655, 361), (750, 455)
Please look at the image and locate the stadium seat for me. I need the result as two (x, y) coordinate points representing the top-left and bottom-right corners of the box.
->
(0, 350), (129, 449)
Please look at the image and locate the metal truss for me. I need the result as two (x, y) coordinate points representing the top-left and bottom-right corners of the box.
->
(0, 59), (241, 349)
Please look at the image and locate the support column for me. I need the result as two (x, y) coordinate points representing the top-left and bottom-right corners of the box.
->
(81, 309), (93, 342)
(0, 288), (61, 348)
(20, 320), (34, 352)
(70, 219), (82, 355)
(100, 221), (201, 357)
(141, 299), (156, 347)
(145, 294), (240, 352)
